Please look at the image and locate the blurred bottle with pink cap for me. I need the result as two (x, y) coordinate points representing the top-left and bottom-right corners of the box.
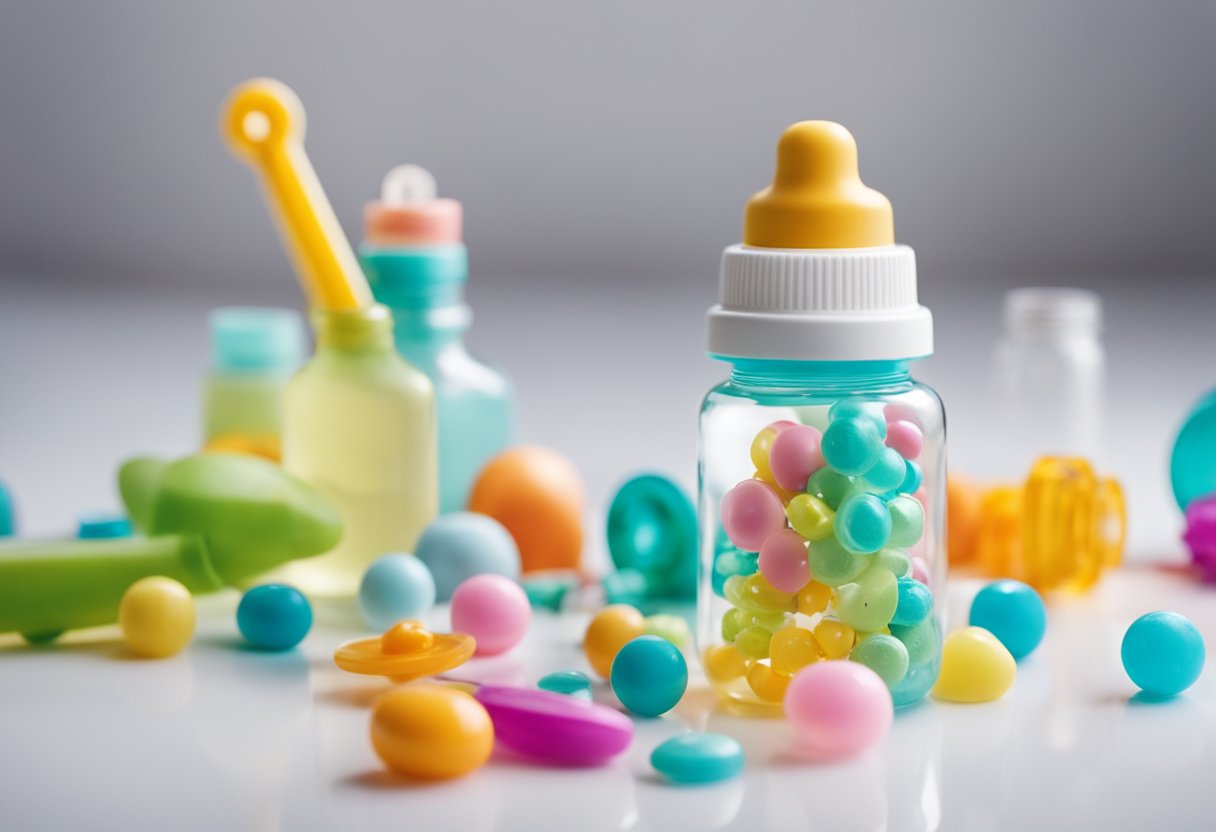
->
(360, 165), (514, 513)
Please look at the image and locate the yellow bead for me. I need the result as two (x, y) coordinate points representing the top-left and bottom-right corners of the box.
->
(584, 604), (646, 679)
(741, 573), (797, 613)
(371, 686), (493, 779)
(787, 493), (835, 541)
(704, 644), (747, 683)
(118, 576), (196, 659)
(751, 427), (778, 482)
(746, 662), (791, 703)
(813, 618), (856, 660)
(932, 626), (1016, 703)
(770, 626), (821, 676)
(735, 625), (773, 660)
(796, 580), (832, 616)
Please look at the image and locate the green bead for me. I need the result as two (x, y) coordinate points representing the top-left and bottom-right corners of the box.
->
(787, 493), (835, 541)
(806, 536), (869, 587)
(888, 495), (925, 548)
(834, 493), (892, 554)
(724, 573), (795, 614)
(873, 547), (912, 578)
(891, 617), (940, 666)
(850, 633), (910, 687)
(721, 607), (784, 642)
(835, 566), (898, 632)
(807, 467), (856, 510)
(734, 625), (772, 660)
(644, 613), (691, 649)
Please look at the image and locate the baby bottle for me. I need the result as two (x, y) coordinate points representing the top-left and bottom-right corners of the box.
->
(699, 121), (946, 710)
(202, 306), (304, 461)
(360, 165), (514, 513)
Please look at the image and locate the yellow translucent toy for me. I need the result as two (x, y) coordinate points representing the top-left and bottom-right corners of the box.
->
(745, 662), (791, 703)
(703, 644), (747, 683)
(770, 626), (821, 676)
(932, 627), (1016, 703)
(813, 618), (855, 660)
(725, 573), (796, 614)
(118, 576), (196, 658)
(584, 604), (646, 679)
(371, 685), (494, 780)
(743, 120), (894, 250)
(735, 625), (773, 660)
(334, 620), (474, 683)
(786, 493), (834, 542)
(796, 580), (832, 616)
(751, 427), (779, 482)
(974, 456), (1126, 592)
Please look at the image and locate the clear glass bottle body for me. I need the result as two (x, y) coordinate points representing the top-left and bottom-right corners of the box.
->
(280, 305), (437, 596)
(698, 360), (946, 710)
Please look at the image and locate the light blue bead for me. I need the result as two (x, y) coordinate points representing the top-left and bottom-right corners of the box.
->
(651, 733), (745, 784)
(358, 553), (437, 630)
(891, 658), (940, 708)
(538, 670), (592, 700)
(887, 495), (925, 548)
(414, 512), (521, 600)
(968, 580), (1046, 660)
(821, 417), (884, 477)
(834, 493), (892, 554)
(1121, 611), (1206, 697)
(610, 635), (688, 717)
(237, 584), (313, 651)
(828, 399), (888, 439)
(899, 460), (922, 494)
(891, 577), (933, 627)
(863, 447), (907, 493)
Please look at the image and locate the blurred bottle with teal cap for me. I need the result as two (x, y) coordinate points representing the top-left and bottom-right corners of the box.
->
(360, 165), (514, 512)
(202, 307), (304, 460)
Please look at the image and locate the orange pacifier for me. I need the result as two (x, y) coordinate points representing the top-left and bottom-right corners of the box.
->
(334, 620), (476, 683)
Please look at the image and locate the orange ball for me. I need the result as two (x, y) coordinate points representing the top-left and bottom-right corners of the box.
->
(584, 604), (646, 679)
(947, 473), (983, 565)
(467, 446), (585, 573)
(370, 686), (494, 780)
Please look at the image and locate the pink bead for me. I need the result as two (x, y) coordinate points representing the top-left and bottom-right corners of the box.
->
(911, 556), (930, 585)
(883, 403), (921, 427)
(885, 420), (923, 460)
(450, 574), (531, 656)
(784, 661), (893, 761)
(720, 480), (788, 552)
(768, 419), (798, 433)
(768, 424), (824, 492)
(758, 529), (811, 593)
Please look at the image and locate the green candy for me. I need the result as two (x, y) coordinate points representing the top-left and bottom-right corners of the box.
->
(888, 495), (925, 548)
(806, 536), (869, 587)
(735, 625), (773, 660)
(890, 617), (940, 667)
(835, 566), (898, 632)
(806, 467), (856, 510)
(721, 607), (785, 641)
(873, 547), (912, 578)
(644, 613), (692, 649)
(786, 493), (835, 541)
(850, 633), (910, 687)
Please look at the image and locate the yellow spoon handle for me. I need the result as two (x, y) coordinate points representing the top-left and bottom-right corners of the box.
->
(222, 78), (371, 312)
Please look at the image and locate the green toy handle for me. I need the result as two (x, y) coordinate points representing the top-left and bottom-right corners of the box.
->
(0, 534), (223, 637)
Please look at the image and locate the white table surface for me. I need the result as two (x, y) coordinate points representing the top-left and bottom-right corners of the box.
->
(1, 567), (1214, 832)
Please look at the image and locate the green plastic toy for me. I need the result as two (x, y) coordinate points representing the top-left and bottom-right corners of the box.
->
(0, 453), (341, 640)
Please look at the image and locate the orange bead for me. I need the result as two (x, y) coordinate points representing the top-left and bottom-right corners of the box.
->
(770, 626), (821, 676)
(813, 618), (856, 659)
(796, 580), (832, 616)
(370, 686), (493, 780)
(703, 644), (748, 683)
(584, 604), (646, 679)
(947, 473), (983, 565)
(468, 446), (585, 573)
(746, 662), (791, 703)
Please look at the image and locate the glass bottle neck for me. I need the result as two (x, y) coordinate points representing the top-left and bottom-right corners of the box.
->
(723, 358), (914, 394)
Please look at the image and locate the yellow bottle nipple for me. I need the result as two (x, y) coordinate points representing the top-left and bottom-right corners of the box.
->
(743, 121), (894, 250)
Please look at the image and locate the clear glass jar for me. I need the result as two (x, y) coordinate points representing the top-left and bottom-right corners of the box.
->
(698, 359), (946, 710)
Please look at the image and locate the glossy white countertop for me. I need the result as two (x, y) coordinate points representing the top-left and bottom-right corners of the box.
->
(1, 567), (1214, 832)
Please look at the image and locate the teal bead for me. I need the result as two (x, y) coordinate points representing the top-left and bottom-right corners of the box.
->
(891, 577), (933, 627)
(807, 536), (869, 587)
(538, 670), (593, 700)
(522, 577), (575, 611)
(850, 633), (910, 687)
(1121, 611), (1205, 697)
(651, 733), (745, 784)
(890, 657), (940, 707)
(828, 399), (888, 439)
(862, 448), (907, 494)
(712, 547), (758, 597)
(887, 495), (925, 548)
(834, 493), (892, 554)
(238, 584), (313, 651)
(835, 566), (898, 632)
(969, 580), (1046, 660)
(821, 417), (884, 477)
(898, 460), (922, 494)
(891, 617), (939, 667)
(807, 467), (856, 510)
(603, 568), (649, 606)
(610, 636), (688, 717)
(873, 547), (912, 578)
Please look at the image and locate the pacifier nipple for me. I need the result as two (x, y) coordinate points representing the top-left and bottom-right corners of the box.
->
(381, 165), (437, 204)
(743, 121), (894, 250)
(363, 164), (463, 246)
(381, 620), (435, 654)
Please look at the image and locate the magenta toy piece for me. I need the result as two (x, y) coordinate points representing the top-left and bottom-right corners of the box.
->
(473, 685), (633, 766)
(1183, 495), (1216, 580)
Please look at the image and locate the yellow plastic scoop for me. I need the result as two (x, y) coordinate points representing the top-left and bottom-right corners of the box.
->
(222, 78), (372, 311)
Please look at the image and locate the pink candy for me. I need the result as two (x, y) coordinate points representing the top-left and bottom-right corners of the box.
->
(721, 479), (787, 552)
(784, 661), (893, 761)
(768, 424), (824, 492)
(758, 529), (811, 593)
(450, 574), (531, 656)
(911, 556), (930, 585)
(885, 420), (923, 460)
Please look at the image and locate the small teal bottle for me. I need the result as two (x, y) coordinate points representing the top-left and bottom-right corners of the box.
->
(359, 165), (514, 513)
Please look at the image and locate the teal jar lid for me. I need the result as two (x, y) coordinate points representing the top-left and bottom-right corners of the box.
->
(210, 307), (305, 373)
(606, 474), (697, 600)
(359, 244), (468, 309)
(1171, 390), (1216, 510)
